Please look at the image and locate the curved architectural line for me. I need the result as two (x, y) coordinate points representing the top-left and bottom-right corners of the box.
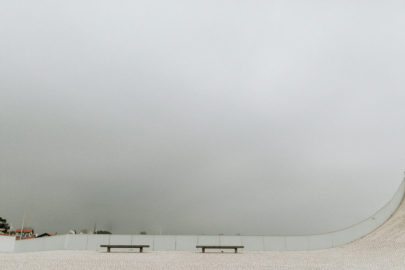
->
(1, 177), (404, 252)
(280, 177), (405, 250)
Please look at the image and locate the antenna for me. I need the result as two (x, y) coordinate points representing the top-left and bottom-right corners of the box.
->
(20, 210), (26, 240)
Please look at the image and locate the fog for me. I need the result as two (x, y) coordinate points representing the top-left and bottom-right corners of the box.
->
(1, 0), (404, 235)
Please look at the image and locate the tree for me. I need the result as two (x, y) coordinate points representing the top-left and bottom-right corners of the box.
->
(0, 217), (10, 234)
(95, 230), (112, 234)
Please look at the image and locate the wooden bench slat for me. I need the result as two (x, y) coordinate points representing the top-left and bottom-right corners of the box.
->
(100, 245), (149, 248)
(196, 246), (244, 248)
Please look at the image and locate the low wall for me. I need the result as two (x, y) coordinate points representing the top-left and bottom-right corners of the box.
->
(0, 236), (15, 252)
(14, 235), (66, 253)
(2, 178), (404, 252)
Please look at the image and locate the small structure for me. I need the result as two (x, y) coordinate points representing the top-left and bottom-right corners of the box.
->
(15, 228), (34, 239)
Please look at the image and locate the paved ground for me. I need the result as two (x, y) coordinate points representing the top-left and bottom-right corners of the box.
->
(1, 201), (405, 269)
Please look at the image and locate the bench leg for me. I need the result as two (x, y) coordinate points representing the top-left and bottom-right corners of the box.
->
(234, 248), (237, 253)
(202, 248), (205, 253)
(140, 247), (143, 253)
(107, 247), (110, 253)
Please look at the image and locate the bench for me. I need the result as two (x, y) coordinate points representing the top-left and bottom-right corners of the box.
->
(196, 245), (244, 253)
(100, 244), (150, 253)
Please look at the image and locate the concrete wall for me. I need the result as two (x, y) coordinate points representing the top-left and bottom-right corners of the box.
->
(2, 178), (404, 253)
(14, 235), (66, 252)
(0, 236), (15, 252)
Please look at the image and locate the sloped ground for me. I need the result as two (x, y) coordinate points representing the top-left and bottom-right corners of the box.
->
(1, 201), (405, 270)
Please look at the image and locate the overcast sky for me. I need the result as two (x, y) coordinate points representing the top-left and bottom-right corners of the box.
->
(1, 1), (404, 235)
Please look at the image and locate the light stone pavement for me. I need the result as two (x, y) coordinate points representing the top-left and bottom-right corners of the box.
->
(1, 200), (405, 270)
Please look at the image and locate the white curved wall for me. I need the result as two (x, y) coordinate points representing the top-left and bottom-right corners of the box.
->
(0, 236), (15, 252)
(2, 177), (404, 252)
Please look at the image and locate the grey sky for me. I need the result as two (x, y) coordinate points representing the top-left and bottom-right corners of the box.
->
(1, 1), (404, 235)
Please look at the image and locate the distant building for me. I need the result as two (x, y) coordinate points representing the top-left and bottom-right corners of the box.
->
(37, 233), (56, 238)
(15, 228), (34, 239)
